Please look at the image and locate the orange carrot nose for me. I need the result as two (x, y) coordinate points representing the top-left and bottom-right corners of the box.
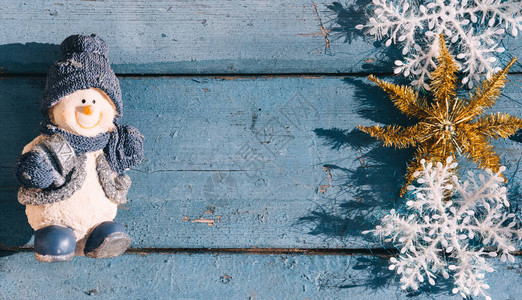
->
(83, 105), (94, 116)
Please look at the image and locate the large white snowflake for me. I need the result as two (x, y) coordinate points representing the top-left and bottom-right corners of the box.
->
(356, 0), (522, 89)
(363, 157), (521, 299)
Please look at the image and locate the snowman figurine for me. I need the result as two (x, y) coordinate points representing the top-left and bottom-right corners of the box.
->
(14, 34), (144, 262)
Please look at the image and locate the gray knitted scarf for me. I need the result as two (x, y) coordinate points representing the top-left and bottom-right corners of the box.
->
(40, 119), (143, 175)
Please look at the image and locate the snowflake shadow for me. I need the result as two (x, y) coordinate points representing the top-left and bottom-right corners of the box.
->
(295, 135), (413, 249)
(311, 256), (392, 294)
(323, 1), (403, 72)
(297, 76), (416, 243)
(296, 76), (468, 296)
(510, 130), (522, 144)
(313, 254), (456, 297)
(356, 256), (458, 298)
(323, 0), (370, 44)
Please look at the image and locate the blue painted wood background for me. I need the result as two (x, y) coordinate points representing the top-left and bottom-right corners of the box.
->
(0, 1), (521, 299)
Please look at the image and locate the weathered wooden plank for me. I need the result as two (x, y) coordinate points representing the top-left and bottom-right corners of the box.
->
(0, 252), (521, 299)
(0, 0), (520, 74)
(1, 75), (520, 249)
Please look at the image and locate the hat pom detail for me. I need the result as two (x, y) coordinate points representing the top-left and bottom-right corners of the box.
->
(60, 34), (109, 58)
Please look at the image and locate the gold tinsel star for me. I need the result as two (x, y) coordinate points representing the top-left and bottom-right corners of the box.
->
(359, 34), (522, 196)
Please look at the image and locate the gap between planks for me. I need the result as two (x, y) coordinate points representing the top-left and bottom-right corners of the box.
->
(1, 71), (520, 79)
(0, 72), (417, 79)
(1, 247), (522, 257)
(0, 72), (386, 79)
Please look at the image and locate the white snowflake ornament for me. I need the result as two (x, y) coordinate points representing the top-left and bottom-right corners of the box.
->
(356, 0), (522, 89)
(363, 157), (522, 299)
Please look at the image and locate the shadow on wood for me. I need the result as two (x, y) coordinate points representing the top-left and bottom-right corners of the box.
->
(297, 76), (416, 247)
(0, 43), (59, 251)
(341, 256), (455, 297)
(511, 130), (522, 144)
(0, 42), (60, 74)
(323, 0), (402, 71)
(324, 0), (370, 44)
(0, 72), (41, 248)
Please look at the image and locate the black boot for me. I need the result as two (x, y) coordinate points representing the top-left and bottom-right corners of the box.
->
(34, 225), (76, 262)
(84, 221), (130, 258)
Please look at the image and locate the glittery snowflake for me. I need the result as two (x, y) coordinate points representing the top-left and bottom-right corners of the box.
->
(356, 0), (522, 89)
(363, 157), (521, 299)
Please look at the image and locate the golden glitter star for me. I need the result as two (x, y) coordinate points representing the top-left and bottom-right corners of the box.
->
(359, 34), (522, 196)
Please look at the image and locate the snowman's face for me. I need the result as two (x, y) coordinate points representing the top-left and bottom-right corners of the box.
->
(50, 88), (116, 137)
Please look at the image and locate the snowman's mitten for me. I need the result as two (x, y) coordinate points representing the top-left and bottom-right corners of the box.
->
(105, 124), (144, 174)
(14, 134), (77, 189)
(14, 151), (55, 189)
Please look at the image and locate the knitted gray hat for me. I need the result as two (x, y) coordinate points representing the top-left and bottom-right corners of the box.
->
(42, 34), (122, 121)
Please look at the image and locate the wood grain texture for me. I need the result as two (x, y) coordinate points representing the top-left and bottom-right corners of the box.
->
(1, 75), (520, 249)
(0, 0), (520, 74)
(0, 252), (522, 300)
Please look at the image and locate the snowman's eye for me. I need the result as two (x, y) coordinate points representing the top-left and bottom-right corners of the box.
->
(92, 100), (96, 104)
(81, 99), (86, 104)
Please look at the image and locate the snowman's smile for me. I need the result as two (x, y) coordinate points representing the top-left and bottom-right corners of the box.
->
(75, 110), (103, 129)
